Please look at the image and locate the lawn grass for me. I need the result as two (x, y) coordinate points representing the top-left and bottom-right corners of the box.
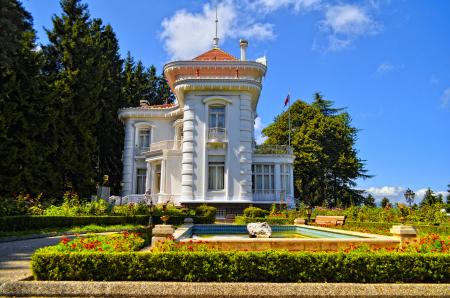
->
(0, 224), (145, 238)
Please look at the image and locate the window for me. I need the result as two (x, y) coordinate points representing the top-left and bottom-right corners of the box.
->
(138, 129), (151, 150)
(252, 164), (275, 193)
(136, 168), (147, 194)
(280, 164), (291, 195)
(209, 106), (225, 128)
(208, 162), (224, 191)
(216, 208), (226, 219)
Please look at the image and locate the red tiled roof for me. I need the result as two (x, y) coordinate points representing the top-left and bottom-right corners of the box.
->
(193, 48), (238, 61)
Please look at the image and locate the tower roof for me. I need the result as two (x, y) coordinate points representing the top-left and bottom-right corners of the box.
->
(193, 48), (238, 61)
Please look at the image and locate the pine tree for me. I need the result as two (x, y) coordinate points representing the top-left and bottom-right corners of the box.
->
(43, 0), (103, 196)
(0, 0), (60, 196)
(364, 194), (376, 207)
(420, 188), (437, 207)
(262, 96), (370, 207)
(381, 197), (390, 208)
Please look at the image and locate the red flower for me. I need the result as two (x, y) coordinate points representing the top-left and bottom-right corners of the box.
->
(60, 237), (70, 245)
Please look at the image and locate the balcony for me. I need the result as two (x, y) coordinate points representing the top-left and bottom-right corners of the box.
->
(149, 140), (181, 152)
(134, 140), (181, 156)
(253, 145), (293, 155)
(208, 127), (227, 142)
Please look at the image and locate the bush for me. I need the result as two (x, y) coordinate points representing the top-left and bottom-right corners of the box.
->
(195, 204), (217, 219)
(0, 215), (150, 232)
(234, 216), (290, 225)
(31, 250), (450, 282)
(243, 206), (269, 218)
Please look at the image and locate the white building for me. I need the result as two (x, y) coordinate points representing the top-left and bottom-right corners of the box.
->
(118, 39), (294, 218)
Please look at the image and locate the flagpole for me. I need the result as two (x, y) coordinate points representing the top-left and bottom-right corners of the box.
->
(288, 89), (291, 148)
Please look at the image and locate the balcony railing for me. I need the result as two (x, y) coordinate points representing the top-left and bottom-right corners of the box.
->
(134, 140), (181, 156)
(253, 144), (293, 155)
(149, 140), (181, 152)
(208, 127), (227, 141)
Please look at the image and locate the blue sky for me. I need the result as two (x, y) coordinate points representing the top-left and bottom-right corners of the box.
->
(23, 0), (450, 204)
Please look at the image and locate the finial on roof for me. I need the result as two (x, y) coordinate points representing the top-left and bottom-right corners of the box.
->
(212, 5), (219, 48)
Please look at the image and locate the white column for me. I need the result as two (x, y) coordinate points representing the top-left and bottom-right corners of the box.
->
(145, 162), (152, 192)
(160, 159), (166, 194)
(121, 120), (135, 196)
(274, 163), (281, 201)
(289, 164), (295, 208)
(239, 94), (253, 200)
(181, 105), (195, 200)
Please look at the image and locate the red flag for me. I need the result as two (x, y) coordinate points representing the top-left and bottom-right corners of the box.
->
(284, 94), (290, 107)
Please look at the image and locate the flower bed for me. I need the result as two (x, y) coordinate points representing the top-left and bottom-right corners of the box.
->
(52, 232), (146, 253)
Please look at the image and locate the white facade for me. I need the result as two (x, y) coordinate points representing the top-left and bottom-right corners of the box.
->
(118, 42), (295, 215)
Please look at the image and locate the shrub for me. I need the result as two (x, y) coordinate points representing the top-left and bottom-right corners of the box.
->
(243, 206), (269, 218)
(234, 216), (290, 225)
(195, 204), (217, 219)
(31, 250), (450, 282)
(0, 215), (150, 232)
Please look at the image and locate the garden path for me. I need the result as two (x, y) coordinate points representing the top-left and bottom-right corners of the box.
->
(0, 235), (74, 284)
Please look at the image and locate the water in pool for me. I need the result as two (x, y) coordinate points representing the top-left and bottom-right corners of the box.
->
(193, 231), (310, 239)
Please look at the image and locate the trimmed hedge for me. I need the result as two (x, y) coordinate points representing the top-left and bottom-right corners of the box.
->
(0, 215), (214, 232)
(234, 216), (290, 225)
(343, 221), (450, 236)
(31, 250), (450, 282)
(0, 216), (150, 232)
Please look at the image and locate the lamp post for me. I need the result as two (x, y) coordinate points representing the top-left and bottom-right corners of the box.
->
(306, 206), (312, 225)
(404, 188), (415, 208)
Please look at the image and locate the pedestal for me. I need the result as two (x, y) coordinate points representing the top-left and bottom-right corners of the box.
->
(151, 224), (174, 247)
(390, 225), (417, 243)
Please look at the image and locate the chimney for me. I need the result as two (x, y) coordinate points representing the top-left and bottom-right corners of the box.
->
(240, 39), (248, 61)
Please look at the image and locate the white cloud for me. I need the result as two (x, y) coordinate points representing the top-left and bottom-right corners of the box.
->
(430, 74), (439, 85)
(254, 116), (268, 144)
(375, 62), (394, 74)
(366, 186), (406, 197)
(318, 4), (380, 51)
(250, 0), (322, 13)
(441, 87), (450, 107)
(160, 1), (274, 60)
(365, 186), (448, 205)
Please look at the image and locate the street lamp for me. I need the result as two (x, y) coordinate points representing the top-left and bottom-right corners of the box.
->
(306, 206), (312, 225)
(404, 188), (415, 208)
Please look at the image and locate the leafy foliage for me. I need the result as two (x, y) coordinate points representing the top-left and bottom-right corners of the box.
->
(262, 93), (370, 207)
(243, 206), (269, 218)
(31, 249), (450, 282)
(47, 232), (145, 253)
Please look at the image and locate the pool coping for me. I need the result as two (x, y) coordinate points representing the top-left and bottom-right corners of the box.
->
(174, 224), (399, 243)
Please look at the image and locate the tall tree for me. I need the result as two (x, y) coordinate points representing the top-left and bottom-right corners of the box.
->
(43, 0), (103, 196)
(262, 95), (370, 207)
(381, 197), (390, 208)
(0, 0), (60, 196)
(364, 194), (376, 207)
(420, 188), (438, 207)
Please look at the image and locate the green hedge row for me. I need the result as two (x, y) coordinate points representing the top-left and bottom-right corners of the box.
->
(344, 221), (450, 236)
(0, 215), (214, 232)
(234, 216), (290, 225)
(31, 250), (450, 283)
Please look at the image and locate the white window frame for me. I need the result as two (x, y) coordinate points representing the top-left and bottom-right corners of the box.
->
(135, 168), (147, 194)
(138, 128), (151, 150)
(280, 164), (291, 195)
(208, 161), (225, 191)
(252, 164), (275, 194)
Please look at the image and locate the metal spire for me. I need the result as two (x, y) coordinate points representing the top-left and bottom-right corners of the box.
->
(213, 5), (219, 48)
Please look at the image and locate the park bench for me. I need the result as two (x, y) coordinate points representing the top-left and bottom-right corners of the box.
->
(314, 215), (346, 226)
